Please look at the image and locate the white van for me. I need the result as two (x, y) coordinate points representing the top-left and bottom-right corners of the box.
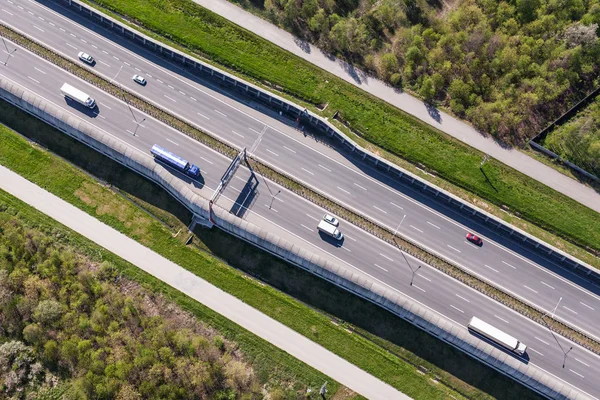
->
(317, 220), (343, 240)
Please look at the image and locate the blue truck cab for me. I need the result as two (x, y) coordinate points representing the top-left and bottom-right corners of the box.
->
(150, 144), (200, 178)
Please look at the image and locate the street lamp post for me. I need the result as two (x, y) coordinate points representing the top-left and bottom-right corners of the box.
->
(393, 214), (407, 236)
(1, 37), (17, 66)
(400, 251), (421, 286)
(541, 297), (573, 368)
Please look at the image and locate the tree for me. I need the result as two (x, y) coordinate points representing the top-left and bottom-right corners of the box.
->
(23, 323), (44, 345)
(420, 77), (436, 101)
(33, 299), (63, 325)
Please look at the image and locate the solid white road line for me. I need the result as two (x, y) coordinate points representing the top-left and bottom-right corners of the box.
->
(300, 224), (313, 232)
(447, 244), (461, 253)
(540, 281), (555, 290)
(502, 261), (517, 269)
(494, 315), (509, 324)
(563, 306), (578, 315)
(450, 305), (464, 313)
(305, 214), (319, 221)
(575, 358), (591, 367)
(413, 285), (426, 293)
(455, 294), (470, 303)
(484, 264), (499, 272)
(410, 225), (423, 233)
(524, 285), (538, 294)
(535, 336), (550, 346)
(379, 253), (394, 262)
(569, 369), (585, 379)
(374, 263), (388, 272)
(528, 348), (544, 356)
(427, 221), (440, 229)
(389, 201), (403, 210)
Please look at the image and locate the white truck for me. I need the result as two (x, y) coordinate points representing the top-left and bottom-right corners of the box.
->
(60, 83), (96, 108)
(468, 317), (527, 356)
(317, 220), (343, 240)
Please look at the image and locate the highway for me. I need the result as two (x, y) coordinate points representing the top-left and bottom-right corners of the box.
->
(1, 34), (599, 399)
(4, 0), (600, 343)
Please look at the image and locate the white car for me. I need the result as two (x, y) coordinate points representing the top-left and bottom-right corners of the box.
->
(78, 52), (94, 64)
(322, 214), (339, 227)
(132, 74), (146, 85)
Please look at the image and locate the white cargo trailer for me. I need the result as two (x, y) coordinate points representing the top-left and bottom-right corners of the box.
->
(468, 316), (527, 355)
(60, 83), (96, 108)
(317, 220), (343, 240)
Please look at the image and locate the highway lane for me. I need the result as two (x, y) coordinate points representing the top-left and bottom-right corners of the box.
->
(2, 38), (600, 399)
(5, 0), (600, 341)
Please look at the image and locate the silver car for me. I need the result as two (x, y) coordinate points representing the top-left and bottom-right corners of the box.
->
(78, 52), (94, 64)
(132, 74), (146, 85)
(322, 214), (339, 227)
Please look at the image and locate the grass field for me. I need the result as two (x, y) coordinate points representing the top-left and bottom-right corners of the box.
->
(0, 99), (543, 399)
(82, 0), (600, 256)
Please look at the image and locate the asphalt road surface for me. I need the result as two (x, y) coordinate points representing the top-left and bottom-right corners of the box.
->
(0, 164), (410, 400)
(192, 0), (600, 215)
(5, 0), (600, 344)
(1, 38), (599, 398)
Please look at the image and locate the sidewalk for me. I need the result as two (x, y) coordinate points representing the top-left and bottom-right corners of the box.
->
(0, 165), (410, 400)
(193, 0), (600, 214)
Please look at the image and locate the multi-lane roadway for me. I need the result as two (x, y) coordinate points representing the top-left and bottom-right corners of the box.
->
(1, 30), (599, 398)
(5, 0), (600, 345)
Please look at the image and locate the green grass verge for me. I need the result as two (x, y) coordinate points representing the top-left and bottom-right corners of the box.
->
(83, 0), (600, 255)
(0, 99), (542, 399)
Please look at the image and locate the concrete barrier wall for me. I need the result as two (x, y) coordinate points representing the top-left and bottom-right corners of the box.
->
(58, 0), (600, 290)
(0, 58), (590, 400)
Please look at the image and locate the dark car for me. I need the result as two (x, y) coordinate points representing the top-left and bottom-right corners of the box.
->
(466, 232), (483, 246)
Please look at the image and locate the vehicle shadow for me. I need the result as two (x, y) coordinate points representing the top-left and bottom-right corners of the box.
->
(39, 0), (600, 298)
(154, 159), (205, 190)
(318, 230), (345, 248)
(63, 97), (99, 118)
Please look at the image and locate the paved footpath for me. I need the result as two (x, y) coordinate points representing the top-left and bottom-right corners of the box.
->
(193, 0), (600, 214)
(0, 165), (409, 400)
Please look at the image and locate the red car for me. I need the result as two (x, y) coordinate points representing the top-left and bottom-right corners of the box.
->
(466, 233), (483, 246)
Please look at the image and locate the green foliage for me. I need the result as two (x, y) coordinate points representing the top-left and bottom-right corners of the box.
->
(544, 96), (600, 176)
(259, 0), (600, 142)
(0, 216), (260, 399)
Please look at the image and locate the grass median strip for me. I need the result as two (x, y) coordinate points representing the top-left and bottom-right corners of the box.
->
(0, 102), (531, 400)
(76, 0), (600, 257)
(1, 22), (598, 355)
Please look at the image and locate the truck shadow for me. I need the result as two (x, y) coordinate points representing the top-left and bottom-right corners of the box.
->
(154, 159), (205, 190)
(318, 230), (345, 248)
(63, 97), (98, 118)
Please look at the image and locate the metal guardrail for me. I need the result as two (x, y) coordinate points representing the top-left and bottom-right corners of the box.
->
(58, 0), (600, 292)
(0, 75), (587, 399)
